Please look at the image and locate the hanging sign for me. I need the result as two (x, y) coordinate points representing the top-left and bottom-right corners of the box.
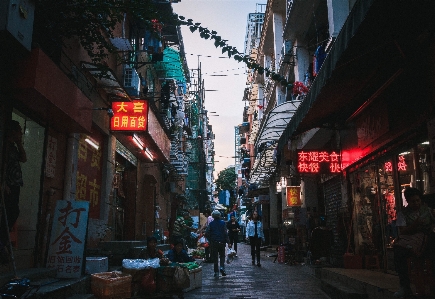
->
(111, 100), (149, 131)
(286, 186), (301, 206)
(297, 150), (341, 174)
(47, 200), (89, 278)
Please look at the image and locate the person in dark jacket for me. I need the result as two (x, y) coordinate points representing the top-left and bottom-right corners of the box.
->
(226, 213), (240, 256)
(166, 238), (194, 263)
(206, 210), (231, 277)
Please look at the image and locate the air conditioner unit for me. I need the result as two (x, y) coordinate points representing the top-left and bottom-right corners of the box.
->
(282, 40), (294, 63)
(124, 67), (140, 97)
(0, 0), (35, 51)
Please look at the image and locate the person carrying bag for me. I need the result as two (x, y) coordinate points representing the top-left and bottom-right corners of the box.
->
(205, 210), (231, 278)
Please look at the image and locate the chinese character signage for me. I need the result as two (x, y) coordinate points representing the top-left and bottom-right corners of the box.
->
(111, 100), (149, 131)
(47, 200), (89, 278)
(76, 133), (103, 219)
(297, 150), (341, 174)
(286, 186), (301, 206)
(384, 156), (408, 172)
(45, 136), (57, 178)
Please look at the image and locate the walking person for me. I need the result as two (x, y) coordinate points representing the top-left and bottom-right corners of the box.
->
(206, 210), (231, 277)
(246, 211), (265, 267)
(226, 213), (240, 256)
(198, 210), (213, 262)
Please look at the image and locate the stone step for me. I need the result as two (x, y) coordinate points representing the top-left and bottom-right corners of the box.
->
(318, 267), (402, 299)
(25, 275), (91, 299)
(0, 267), (57, 287)
(321, 278), (368, 299)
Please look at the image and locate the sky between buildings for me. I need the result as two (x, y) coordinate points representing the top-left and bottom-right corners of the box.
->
(173, 0), (266, 177)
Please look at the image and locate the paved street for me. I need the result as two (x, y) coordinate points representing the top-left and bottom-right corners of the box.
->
(184, 243), (331, 299)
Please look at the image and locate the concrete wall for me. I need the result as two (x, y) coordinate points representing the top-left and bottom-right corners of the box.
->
(327, 0), (350, 38)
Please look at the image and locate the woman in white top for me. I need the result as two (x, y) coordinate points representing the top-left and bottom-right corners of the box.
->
(245, 211), (265, 267)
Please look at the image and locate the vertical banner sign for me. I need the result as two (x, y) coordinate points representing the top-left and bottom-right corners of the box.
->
(286, 186), (301, 206)
(45, 136), (57, 178)
(76, 133), (103, 219)
(47, 200), (89, 278)
(111, 100), (149, 131)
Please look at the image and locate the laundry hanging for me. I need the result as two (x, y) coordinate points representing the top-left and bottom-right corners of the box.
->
(313, 44), (326, 77)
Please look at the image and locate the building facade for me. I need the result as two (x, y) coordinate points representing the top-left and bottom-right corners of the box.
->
(241, 0), (435, 269)
(0, 0), (212, 272)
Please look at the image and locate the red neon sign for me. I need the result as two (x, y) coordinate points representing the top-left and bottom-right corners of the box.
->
(297, 150), (341, 174)
(384, 161), (393, 172)
(397, 155), (407, 171)
(384, 156), (408, 172)
(111, 100), (149, 131)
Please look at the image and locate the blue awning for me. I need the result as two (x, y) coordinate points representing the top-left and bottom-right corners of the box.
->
(154, 47), (186, 82)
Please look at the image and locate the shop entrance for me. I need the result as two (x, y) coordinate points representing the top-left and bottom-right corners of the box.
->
(11, 110), (44, 268)
(350, 139), (432, 271)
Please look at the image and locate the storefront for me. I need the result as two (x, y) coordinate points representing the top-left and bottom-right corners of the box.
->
(347, 132), (432, 270)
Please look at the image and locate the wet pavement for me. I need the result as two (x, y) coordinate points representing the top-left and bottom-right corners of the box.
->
(183, 243), (331, 299)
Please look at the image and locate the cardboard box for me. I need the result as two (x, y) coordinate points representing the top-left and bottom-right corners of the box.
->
(86, 257), (109, 274)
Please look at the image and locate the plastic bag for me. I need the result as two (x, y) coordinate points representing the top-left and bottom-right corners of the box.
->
(173, 266), (190, 289)
(198, 236), (207, 244)
(122, 258), (161, 270)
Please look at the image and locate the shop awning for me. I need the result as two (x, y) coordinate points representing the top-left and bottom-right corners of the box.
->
(154, 48), (185, 82)
(82, 63), (130, 100)
(277, 0), (430, 153)
(255, 100), (302, 148)
(13, 48), (92, 133)
(249, 146), (275, 188)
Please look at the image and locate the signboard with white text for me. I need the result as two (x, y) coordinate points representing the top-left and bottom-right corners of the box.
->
(46, 200), (89, 278)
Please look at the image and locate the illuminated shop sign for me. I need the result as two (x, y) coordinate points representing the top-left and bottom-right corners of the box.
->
(297, 150), (341, 174)
(286, 186), (301, 206)
(111, 100), (149, 131)
(384, 155), (408, 172)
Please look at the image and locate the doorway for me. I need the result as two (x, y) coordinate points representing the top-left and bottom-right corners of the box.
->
(11, 110), (44, 268)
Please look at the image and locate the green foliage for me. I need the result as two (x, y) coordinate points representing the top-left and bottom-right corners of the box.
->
(215, 167), (237, 193)
(34, 0), (169, 66)
(33, 1), (294, 88)
(177, 17), (294, 89)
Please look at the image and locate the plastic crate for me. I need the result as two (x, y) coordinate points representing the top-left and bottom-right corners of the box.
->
(91, 271), (132, 299)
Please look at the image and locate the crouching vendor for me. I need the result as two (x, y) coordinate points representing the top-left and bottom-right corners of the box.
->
(167, 238), (195, 263)
(140, 236), (169, 266)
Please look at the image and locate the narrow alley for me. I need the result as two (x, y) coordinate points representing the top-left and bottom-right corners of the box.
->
(183, 243), (330, 299)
